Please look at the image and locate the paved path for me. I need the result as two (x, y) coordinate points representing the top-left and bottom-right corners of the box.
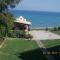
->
(0, 38), (6, 48)
(30, 30), (60, 40)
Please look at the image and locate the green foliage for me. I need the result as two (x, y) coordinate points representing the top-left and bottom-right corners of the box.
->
(0, 0), (22, 12)
(50, 26), (60, 31)
(57, 26), (60, 30)
(1, 12), (14, 29)
(0, 0), (22, 28)
(0, 12), (14, 37)
(7, 30), (26, 38)
(0, 0), (21, 37)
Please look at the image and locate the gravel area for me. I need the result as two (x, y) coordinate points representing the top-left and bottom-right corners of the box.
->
(30, 30), (60, 40)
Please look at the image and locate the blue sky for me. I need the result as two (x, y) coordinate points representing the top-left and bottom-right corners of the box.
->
(13, 0), (60, 12)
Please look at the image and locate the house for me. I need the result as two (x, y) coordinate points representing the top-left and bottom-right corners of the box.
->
(13, 16), (31, 35)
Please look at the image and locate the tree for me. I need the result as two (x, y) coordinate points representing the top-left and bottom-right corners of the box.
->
(0, 0), (22, 37)
(0, 0), (22, 12)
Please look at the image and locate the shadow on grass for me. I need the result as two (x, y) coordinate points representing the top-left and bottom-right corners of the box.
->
(16, 48), (47, 60)
(47, 45), (60, 60)
(16, 45), (60, 60)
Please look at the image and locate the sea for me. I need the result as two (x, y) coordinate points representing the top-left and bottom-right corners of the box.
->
(10, 10), (60, 29)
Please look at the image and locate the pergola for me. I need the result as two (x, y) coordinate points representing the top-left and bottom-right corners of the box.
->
(13, 16), (31, 34)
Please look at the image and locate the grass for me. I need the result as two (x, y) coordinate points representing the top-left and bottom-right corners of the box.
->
(41, 40), (60, 48)
(0, 38), (47, 60)
(41, 40), (60, 60)
(50, 30), (60, 35)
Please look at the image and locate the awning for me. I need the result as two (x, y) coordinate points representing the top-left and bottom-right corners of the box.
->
(14, 16), (32, 25)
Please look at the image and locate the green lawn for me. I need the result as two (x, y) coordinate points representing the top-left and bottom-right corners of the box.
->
(0, 38), (47, 60)
(41, 40), (60, 54)
(41, 40), (60, 48)
(51, 31), (60, 35)
(41, 40), (60, 60)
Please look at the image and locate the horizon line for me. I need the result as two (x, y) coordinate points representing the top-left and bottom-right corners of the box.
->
(10, 9), (60, 13)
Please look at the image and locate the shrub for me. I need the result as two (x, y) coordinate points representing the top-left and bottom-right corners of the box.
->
(53, 27), (57, 31)
(57, 27), (60, 30)
(25, 34), (33, 39)
(7, 30), (26, 38)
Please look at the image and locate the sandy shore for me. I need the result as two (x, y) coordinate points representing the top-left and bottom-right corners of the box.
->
(30, 30), (60, 40)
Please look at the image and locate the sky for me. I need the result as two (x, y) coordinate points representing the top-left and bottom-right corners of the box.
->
(13, 0), (60, 12)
